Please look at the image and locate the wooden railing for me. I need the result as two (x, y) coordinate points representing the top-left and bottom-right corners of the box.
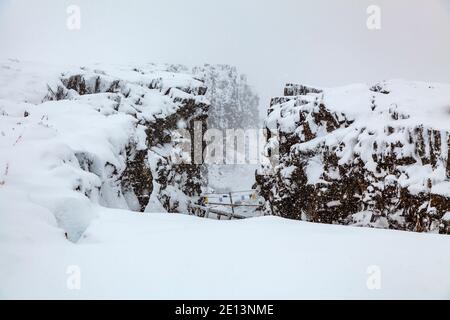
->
(188, 190), (263, 220)
(188, 202), (247, 220)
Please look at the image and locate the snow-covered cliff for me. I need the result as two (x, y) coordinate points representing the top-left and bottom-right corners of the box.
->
(0, 60), (209, 241)
(193, 64), (260, 130)
(256, 81), (450, 233)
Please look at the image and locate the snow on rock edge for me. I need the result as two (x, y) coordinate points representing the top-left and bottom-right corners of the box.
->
(0, 60), (209, 241)
(257, 80), (450, 233)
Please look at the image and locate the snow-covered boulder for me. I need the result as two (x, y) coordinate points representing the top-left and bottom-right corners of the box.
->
(256, 80), (450, 233)
(0, 60), (209, 241)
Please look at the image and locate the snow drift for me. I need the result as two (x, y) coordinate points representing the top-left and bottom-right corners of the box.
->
(2, 209), (450, 299)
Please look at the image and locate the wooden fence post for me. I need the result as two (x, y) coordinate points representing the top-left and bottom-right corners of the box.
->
(228, 192), (234, 220)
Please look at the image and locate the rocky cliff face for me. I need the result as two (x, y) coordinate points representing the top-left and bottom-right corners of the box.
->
(50, 66), (209, 213)
(0, 61), (209, 221)
(256, 81), (450, 234)
(192, 64), (260, 130)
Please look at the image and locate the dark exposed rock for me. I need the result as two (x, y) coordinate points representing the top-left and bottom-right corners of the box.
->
(284, 84), (323, 96)
(44, 84), (68, 101)
(63, 75), (90, 95)
(146, 97), (208, 213)
(447, 139), (450, 179)
(370, 82), (391, 95)
(120, 148), (153, 212)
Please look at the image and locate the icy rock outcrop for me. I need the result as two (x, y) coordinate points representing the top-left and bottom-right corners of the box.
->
(256, 80), (450, 234)
(192, 64), (260, 130)
(48, 67), (209, 213)
(0, 60), (209, 240)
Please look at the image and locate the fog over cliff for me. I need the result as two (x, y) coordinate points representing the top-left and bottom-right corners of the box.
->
(1, 0), (449, 110)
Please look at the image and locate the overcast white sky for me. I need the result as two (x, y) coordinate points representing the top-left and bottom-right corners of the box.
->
(1, 0), (449, 109)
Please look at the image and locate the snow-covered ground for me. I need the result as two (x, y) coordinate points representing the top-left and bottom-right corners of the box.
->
(1, 207), (450, 299)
